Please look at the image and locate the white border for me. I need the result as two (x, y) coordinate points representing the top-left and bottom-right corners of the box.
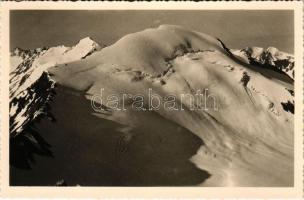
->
(0, 1), (303, 198)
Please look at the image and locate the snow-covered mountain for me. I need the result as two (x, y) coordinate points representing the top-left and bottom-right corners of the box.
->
(10, 37), (102, 136)
(231, 47), (294, 79)
(10, 25), (294, 187)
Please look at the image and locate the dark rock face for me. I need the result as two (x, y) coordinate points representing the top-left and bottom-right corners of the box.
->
(281, 101), (294, 114)
(10, 71), (56, 137)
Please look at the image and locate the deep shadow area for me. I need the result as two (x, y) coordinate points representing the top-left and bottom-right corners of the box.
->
(10, 125), (53, 170)
(10, 85), (210, 186)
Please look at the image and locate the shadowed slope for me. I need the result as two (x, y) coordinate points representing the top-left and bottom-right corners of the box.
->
(10, 85), (209, 186)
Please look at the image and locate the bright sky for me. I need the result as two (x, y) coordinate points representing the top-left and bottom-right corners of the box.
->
(10, 10), (294, 53)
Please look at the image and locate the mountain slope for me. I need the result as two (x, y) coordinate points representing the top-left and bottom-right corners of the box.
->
(10, 37), (102, 136)
(10, 25), (294, 186)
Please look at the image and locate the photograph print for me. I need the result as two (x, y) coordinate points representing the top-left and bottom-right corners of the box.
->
(9, 9), (295, 187)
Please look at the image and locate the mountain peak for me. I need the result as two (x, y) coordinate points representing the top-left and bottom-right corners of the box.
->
(77, 36), (100, 47)
(11, 47), (28, 58)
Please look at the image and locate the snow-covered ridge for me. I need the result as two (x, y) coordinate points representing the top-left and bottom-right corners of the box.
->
(231, 47), (294, 79)
(10, 47), (48, 72)
(10, 37), (102, 136)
